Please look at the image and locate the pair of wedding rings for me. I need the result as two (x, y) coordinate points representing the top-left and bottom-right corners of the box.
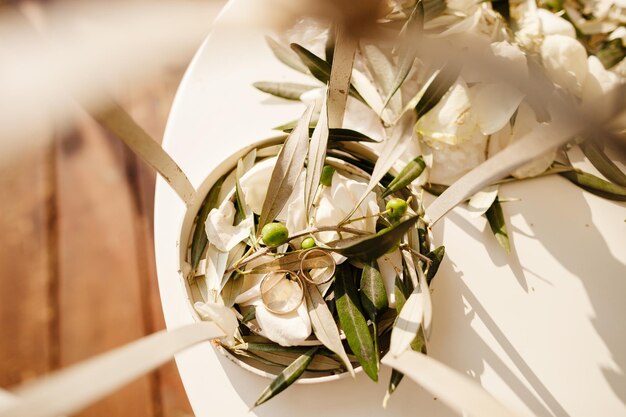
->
(259, 249), (336, 315)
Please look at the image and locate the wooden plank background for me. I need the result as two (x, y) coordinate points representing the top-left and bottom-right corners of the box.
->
(0, 13), (197, 416)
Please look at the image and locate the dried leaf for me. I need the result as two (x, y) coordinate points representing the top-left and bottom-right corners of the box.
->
(190, 177), (224, 270)
(335, 264), (378, 381)
(248, 250), (328, 274)
(560, 169), (626, 201)
(484, 198), (511, 253)
(253, 81), (317, 101)
(265, 36), (310, 74)
(254, 346), (319, 407)
(305, 92), (330, 215)
(382, 156), (426, 198)
(327, 216), (418, 262)
(304, 283), (355, 375)
(258, 103), (315, 229)
(580, 141), (626, 187)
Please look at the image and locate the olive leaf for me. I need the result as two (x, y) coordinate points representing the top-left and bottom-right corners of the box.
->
(390, 288), (423, 356)
(326, 216), (418, 262)
(360, 261), (388, 365)
(382, 156), (426, 198)
(290, 43), (365, 103)
(383, 0), (424, 110)
(258, 103), (315, 230)
(335, 264), (378, 381)
(248, 250), (329, 274)
(253, 81), (318, 101)
(423, 182), (448, 196)
(579, 141), (626, 187)
(304, 283), (355, 376)
(265, 36), (310, 74)
(485, 197), (511, 253)
(282, 127), (379, 143)
(190, 177), (224, 270)
(360, 261), (388, 322)
(360, 42), (401, 115)
(426, 246), (445, 285)
(325, 23), (336, 65)
(560, 169), (626, 201)
(221, 273), (243, 308)
(254, 346), (319, 407)
(342, 112), (415, 221)
(305, 92), (330, 215)
(467, 185), (499, 218)
(384, 329), (427, 407)
(414, 60), (461, 121)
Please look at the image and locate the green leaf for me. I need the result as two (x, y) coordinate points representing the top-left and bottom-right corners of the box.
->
(327, 216), (419, 262)
(383, 0), (424, 110)
(426, 246), (445, 286)
(290, 43), (365, 103)
(335, 264), (378, 381)
(382, 156), (426, 198)
(579, 141), (626, 187)
(190, 177), (224, 270)
(254, 346), (319, 407)
(394, 276), (408, 313)
(253, 81), (317, 101)
(415, 61), (461, 120)
(304, 283), (355, 375)
(560, 169), (626, 201)
(360, 261), (388, 322)
(484, 198), (510, 253)
(258, 104), (315, 230)
(265, 36), (310, 74)
(305, 92), (330, 215)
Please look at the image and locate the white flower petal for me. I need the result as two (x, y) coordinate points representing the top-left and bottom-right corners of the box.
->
(254, 302), (312, 346)
(377, 249), (403, 308)
(194, 302), (238, 347)
(582, 56), (621, 102)
(537, 9), (576, 38)
(205, 200), (254, 252)
(540, 34), (588, 95)
(471, 83), (524, 135)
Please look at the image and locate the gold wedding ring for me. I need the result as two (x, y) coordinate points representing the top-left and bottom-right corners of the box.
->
(259, 270), (304, 315)
(299, 249), (336, 285)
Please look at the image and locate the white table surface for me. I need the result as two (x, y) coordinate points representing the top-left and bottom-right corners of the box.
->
(154, 1), (626, 415)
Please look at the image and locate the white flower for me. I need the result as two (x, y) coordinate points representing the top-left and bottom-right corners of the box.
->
(540, 34), (589, 95)
(254, 302), (312, 347)
(417, 77), (523, 184)
(582, 56), (621, 102)
(205, 200), (254, 252)
(194, 302), (238, 347)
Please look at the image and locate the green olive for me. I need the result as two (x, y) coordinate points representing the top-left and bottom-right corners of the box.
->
(320, 165), (335, 187)
(386, 198), (408, 221)
(261, 222), (289, 248)
(301, 237), (316, 249)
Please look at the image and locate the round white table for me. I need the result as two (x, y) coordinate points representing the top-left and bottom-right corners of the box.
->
(154, 1), (626, 415)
